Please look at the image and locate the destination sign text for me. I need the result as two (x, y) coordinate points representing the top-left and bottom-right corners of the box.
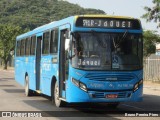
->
(76, 17), (141, 29)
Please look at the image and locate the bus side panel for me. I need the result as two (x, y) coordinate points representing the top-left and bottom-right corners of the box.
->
(28, 57), (36, 91)
(15, 56), (36, 91)
(41, 56), (58, 96)
(15, 57), (22, 85)
(15, 57), (25, 86)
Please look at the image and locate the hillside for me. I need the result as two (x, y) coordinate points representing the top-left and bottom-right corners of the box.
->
(0, 0), (106, 30)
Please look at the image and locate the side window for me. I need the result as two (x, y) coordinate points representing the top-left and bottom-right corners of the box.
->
(50, 29), (58, 54)
(20, 39), (25, 56)
(16, 41), (21, 56)
(30, 36), (36, 55)
(42, 31), (50, 54)
(25, 38), (31, 56)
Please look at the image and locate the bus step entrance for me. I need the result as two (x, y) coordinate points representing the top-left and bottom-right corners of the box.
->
(59, 98), (67, 102)
(36, 90), (41, 94)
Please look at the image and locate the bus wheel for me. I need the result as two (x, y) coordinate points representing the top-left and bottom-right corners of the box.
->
(25, 76), (32, 96)
(54, 81), (66, 107)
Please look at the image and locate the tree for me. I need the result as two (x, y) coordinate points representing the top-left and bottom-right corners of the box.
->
(143, 30), (160, 57)
(0, 0), (105, 30)
(0, 24), (24, 69)
(142, 0), (160, 27)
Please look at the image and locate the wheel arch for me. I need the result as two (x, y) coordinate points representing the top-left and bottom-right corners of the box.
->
(51, 76), (57, 97)
(24, 72), (29, 86)
(25, 72), (28, 78)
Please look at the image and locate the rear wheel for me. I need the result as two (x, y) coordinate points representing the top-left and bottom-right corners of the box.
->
(25, 76), (33, 96)
(54, 81), (66, 107)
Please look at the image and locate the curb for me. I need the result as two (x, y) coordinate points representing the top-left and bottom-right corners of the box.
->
(0, 69), (14, 73)
(144, 86), (160, 91)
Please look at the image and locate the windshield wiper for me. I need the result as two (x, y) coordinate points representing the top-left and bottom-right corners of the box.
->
(113, 30), (128, 49)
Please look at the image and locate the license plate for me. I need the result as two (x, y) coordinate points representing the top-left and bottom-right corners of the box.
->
(106, 94), (118, 98)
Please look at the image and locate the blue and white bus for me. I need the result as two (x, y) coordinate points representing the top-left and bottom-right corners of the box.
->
(15, 15), (143, 107)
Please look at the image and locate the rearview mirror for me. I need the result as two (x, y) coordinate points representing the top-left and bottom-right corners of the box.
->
(65, 39), (70, 50)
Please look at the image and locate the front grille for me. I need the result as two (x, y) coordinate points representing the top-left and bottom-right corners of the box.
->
(85, 73), (135, 81)
(117, 92), (127, 98)
(95, 92), (105, 98)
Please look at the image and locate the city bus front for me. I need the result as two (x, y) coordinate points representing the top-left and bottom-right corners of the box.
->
(66, 16), (143, 104)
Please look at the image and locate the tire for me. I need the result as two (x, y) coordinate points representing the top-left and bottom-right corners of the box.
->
(25, 76), (33, 96)
(54, 81), (66, 107)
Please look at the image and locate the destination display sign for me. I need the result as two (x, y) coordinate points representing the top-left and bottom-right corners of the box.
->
(76, 17), (141, 29)
(78, 58), (101, 67)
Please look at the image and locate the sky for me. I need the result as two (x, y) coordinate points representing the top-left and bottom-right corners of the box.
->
(66, 0), (160, 33)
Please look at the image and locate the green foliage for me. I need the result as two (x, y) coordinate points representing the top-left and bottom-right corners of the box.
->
(0, 0), (105, 69)
(0, 24), (24, 69)
(143, 30), (160, 57)
(0, 0), (105, 30)
(142, 0), (160, 27)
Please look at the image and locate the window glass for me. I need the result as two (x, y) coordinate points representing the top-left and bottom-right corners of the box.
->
(43, 32), (50, 54)
(20, 39), (25, 56)
(50, 29), (58, 53)
(72, 32), (143, 70)
(30, 36), (36, 55)
(25, 38), (31, 56)
(16, 41), (21, 56)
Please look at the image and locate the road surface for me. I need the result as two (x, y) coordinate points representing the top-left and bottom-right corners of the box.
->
(0, 69), (160, 120)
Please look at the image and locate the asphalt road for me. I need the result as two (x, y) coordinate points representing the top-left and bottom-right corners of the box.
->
(0, 69), (160, 120)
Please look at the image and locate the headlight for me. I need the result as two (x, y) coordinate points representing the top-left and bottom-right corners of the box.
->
(133, 79), (143, 92)
(72, 78), (87, 92)
(79, 82), (87, 92)
(139, 79), (143, 86)
(72, 78), (79, 87)
(133, 82), (139, 92)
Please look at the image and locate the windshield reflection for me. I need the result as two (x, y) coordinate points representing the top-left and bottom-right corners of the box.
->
(71, 32), (143, 70)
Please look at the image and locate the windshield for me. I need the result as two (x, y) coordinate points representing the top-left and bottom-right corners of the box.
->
(71, 32), (143, 70)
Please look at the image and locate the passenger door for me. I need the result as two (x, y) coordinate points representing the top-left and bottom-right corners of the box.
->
(59, 26), (70, 99)
(36, 34), (42, 90)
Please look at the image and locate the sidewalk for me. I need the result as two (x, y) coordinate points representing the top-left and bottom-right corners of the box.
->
(0, 67), (14, 72)
(144, 81), (160, 91)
